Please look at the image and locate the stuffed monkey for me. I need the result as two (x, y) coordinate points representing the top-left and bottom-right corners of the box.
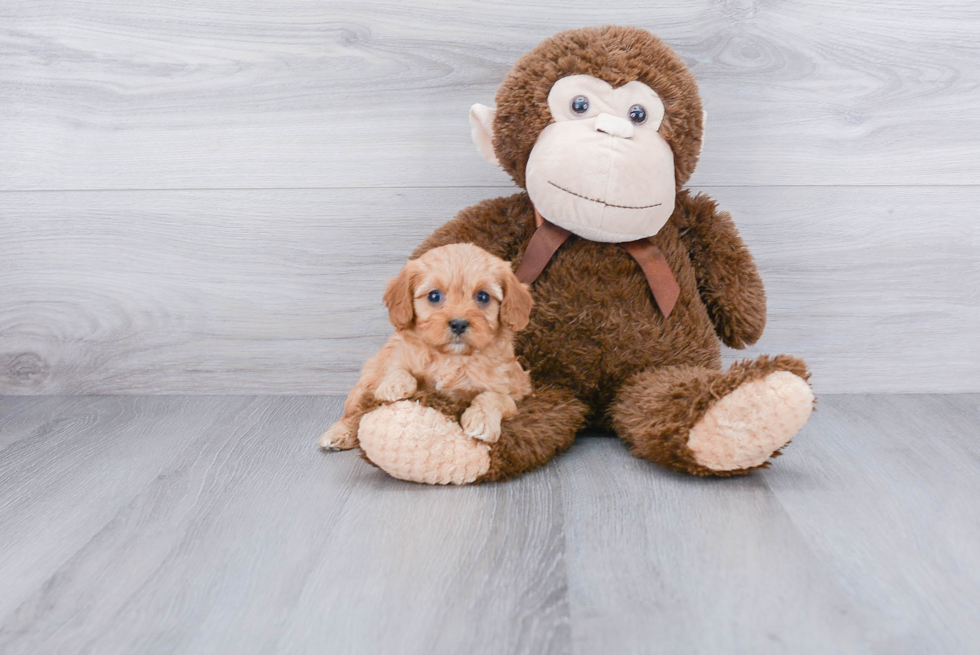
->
(343, 26), (815, 484)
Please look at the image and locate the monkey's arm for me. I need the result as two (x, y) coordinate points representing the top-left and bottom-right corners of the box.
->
(411, 193), (533, 261)
(674, 191), (766, 349)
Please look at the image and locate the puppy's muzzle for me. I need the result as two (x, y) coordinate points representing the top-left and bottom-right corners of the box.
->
(449, 319), (469, 336)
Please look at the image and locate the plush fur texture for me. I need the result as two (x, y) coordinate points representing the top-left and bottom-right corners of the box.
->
(357, 385), (589, 483)
(411, 190), (762, 423)
(349, 26), (814, 482)
(319, 243), (532, 450)
(611, 355), (812, 476)
(493, 26), (703, 190)
(482, 386), (589, 482)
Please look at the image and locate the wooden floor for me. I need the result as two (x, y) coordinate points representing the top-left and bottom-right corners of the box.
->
(0, 394), (977, 654)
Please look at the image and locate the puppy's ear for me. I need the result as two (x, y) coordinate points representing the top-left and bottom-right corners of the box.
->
(500, 266), (534, 332)
(383, 260), (418, 329)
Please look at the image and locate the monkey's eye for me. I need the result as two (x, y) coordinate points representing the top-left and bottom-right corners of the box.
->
(427, 290), (442, 304)
(475, 290), (491, 305)
(628, 104), (647, 125)
(570, 95), (590, 115)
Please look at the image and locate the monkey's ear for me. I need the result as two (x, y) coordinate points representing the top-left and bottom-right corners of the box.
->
(500, 266), (534, 333)
(469, 104), (500, 167)
(383, 261), (417, 330)
(699, 110), (707, 158)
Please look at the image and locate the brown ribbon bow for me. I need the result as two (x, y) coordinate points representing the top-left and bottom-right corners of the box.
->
(515, 208), (680, 318)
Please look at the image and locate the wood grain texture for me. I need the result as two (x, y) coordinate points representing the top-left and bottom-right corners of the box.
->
(1, 1), (978, 189)
(0, 395), (569, 655)
(555, 440), (873, 653)
(0, 394), (978, 652)
(1, 1), (977, 394)
(276, 452), (569, 654)
(0, 396), (66, 450)
(0, 395), (254, 622)
(554, 393), (980, 652)
(1, 186), (976, 395)
(764, 394), (980, 653)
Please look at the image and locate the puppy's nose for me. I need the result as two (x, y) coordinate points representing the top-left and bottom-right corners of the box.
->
(449, 319), (469, 335)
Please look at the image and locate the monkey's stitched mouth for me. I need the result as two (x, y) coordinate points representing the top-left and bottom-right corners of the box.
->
(548, 181), (661, 210)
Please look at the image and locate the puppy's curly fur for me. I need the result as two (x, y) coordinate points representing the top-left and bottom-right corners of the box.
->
(319, 243), (533, 450)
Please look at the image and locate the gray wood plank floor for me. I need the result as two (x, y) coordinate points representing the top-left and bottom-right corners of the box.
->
(1, 394), (977, 653)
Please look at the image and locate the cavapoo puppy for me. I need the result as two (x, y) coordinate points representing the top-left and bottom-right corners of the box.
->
(319, 243), (534, 451)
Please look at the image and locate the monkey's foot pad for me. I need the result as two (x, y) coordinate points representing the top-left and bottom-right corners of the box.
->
(687, 371), (814, 471)
(359, 400), (491, 485)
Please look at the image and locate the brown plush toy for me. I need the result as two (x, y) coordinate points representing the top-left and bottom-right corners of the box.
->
(348, 25), (815, 484)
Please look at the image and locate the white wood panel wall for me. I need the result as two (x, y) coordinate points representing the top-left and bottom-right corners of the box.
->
(1, 1), (978, 394)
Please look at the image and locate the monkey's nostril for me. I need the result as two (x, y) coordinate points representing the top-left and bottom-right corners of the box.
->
(449, 319), (469, 335)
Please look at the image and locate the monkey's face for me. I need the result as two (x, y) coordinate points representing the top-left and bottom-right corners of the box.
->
(469, 29), (705, 240)
(524, 75), (676, 242)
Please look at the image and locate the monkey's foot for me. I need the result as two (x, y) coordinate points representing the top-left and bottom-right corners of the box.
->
(358, 401), (491, 485)
(612, 355), (815, 476)
(687, 371), (814, 472)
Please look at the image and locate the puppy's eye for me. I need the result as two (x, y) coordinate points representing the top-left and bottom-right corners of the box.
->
(427, 290), (442, 304)
(628, 104), (647, 125)
(475, 290), (490, 305)
(571, 95), (589, 115)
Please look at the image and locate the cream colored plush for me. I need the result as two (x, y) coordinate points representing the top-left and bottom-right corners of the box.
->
(472, 75), (676, 243)
(469, 103), (500, 167)
(358, 400), (492, 485)
(687, 371), (815, 471)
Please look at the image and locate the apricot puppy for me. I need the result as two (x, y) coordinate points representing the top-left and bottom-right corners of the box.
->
(319, 243), (534, 450)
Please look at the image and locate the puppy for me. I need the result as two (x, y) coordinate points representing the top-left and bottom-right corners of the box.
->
(319, 243), (534, 451)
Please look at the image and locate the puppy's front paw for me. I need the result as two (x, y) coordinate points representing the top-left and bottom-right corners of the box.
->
(375, 371), (418, 402)
(461, 404), (502, 443)
(319, 421), (358, 450)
